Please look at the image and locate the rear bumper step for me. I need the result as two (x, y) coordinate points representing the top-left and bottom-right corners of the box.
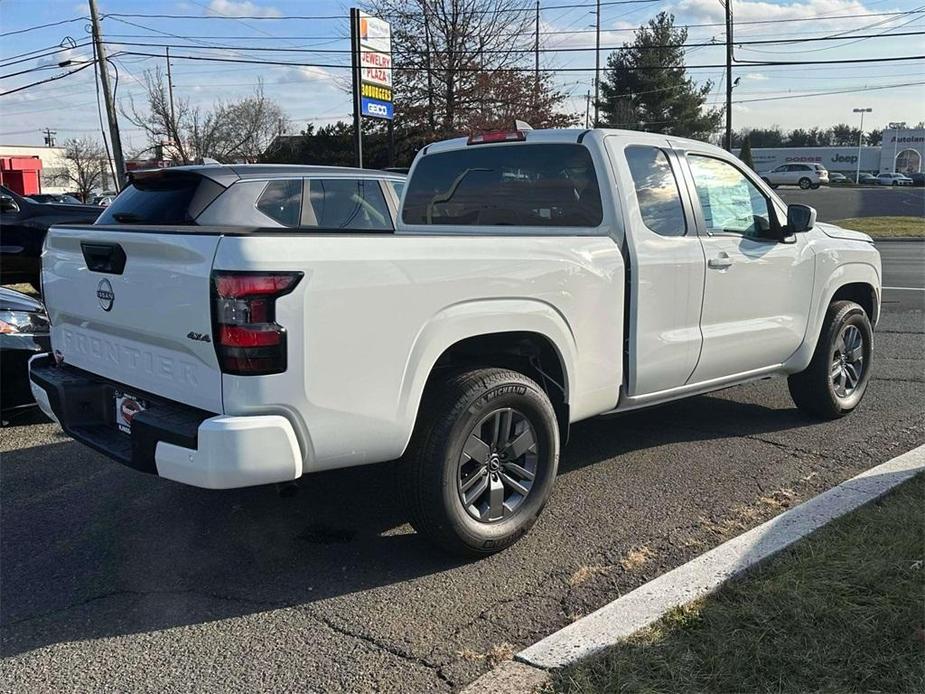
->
(29, 355), (303, 489)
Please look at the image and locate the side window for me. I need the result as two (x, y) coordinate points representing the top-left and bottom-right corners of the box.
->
(625, 146), (686, 237)
(304, 179), (392, 231)
(687, 155), (774, 240)
(389, 180), (405, 199)
(256, 179), (302, 227)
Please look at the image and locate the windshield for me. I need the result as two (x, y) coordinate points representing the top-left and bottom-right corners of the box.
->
(402, 143), (603, 227)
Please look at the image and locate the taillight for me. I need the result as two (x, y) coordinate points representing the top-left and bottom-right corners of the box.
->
(211, 270), (302, 375)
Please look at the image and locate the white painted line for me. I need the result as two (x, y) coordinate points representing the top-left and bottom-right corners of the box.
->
(883, 286), (925, 292)
(518, 444), (925, 670)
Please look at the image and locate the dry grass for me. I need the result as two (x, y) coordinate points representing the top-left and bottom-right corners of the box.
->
(552, 475), (925, 694)
(619, 546), (654, 572)
(458, 643), (517, 666)
(568, 565), (612, 587)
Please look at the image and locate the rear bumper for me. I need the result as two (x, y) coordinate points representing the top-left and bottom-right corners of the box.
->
(28, 355), (302, 489)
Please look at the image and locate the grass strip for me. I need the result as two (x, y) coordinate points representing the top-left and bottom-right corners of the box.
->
(833, 216), (925, 238)
(551, 474), (925, 694)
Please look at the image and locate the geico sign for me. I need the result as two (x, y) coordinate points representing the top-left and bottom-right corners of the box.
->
(367, 102), (389, 116)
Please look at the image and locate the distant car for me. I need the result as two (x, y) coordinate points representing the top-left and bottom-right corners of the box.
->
(28, 193), (84, 205)
(877, 173), (913, 186)
(92, 191), (118, 206)
(0, 185), (102, 289)
(908, 172), (925, 187)
(855, 173), (878, 185)
(760, 163), (829, 189)
(828, 172), (848, 184)
(0, 286), (50, 411)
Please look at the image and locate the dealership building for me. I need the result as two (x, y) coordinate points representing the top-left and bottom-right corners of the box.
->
(737, 127), (925, 175)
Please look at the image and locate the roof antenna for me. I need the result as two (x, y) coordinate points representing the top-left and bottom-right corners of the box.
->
(515, 120), (534, 130)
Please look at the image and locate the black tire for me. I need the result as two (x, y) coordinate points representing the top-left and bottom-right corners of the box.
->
(788, 300), (873, 420)
(798, 177), (812, 190)
(810, 183), (820, 190)
(402, 368), (559, 557)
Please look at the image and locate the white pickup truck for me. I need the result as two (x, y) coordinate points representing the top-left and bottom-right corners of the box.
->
(30, 129), (881, 556)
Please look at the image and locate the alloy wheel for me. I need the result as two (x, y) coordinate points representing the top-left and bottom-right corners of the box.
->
(457, 408), (538, 523)
(830, 324), (865, 399)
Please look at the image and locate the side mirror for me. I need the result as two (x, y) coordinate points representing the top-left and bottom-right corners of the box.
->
(0, 195), (19, 214)
(787, 203), (816, 233)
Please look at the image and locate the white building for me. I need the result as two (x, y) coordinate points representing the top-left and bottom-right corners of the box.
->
(0, 144), (115, 195)
(736, 127), (925, 175)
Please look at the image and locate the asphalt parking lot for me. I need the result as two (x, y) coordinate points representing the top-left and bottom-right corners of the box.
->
(1, 245), (923, 693)
(778, 185), (924, 221)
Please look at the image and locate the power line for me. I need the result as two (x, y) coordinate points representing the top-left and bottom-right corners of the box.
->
(110, 49), (925, 72)
(95, 29), (925, 57)
(0, 62), (95, 97)
(0, 17), (89, 38)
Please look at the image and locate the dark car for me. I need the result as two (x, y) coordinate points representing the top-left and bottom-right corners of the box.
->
(855, 173), (878, 185)
(909, 172), (925, 187)
(0, 185), (102, 290)
(28, 193), (83, 205)
(0, 286), (50, 410)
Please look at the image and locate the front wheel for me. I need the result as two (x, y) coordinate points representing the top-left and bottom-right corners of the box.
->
(403, 368), (559, 556)
(799, 177), (812, 190)
(788, 301), (873, 419)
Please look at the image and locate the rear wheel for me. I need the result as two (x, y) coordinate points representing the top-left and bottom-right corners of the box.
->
(403, 368), (559, 556)
(799, 177), (812, 190)
(788, 300), (873, 419)
(810, 183), (820, 189)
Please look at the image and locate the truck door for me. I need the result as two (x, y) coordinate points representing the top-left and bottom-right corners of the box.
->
(607, 139), (706, 396)
(678, 152), (815, 383)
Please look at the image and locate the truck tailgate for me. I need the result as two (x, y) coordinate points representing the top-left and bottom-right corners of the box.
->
(43, 225), (223, 413)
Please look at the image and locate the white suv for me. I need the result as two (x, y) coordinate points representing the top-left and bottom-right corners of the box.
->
(761, 163), (829, 190)
(877, 173), (913, 186)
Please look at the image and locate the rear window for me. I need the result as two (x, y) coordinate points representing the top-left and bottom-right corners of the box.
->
(96, 172), (224, 225)
(402, 143), (603, 227)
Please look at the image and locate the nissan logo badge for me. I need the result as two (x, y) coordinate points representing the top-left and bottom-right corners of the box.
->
(97, 278), (115, 311)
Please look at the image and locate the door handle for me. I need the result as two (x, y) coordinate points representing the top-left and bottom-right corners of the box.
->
(708, 253), (733, 269)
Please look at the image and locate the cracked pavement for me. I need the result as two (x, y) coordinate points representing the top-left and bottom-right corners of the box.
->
(1, 244), (923, 692)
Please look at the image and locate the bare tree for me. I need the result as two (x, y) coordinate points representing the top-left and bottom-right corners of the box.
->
(365, 0), (575, 136)
(57, 138), (106, 202)
(124, 70), (289, 164)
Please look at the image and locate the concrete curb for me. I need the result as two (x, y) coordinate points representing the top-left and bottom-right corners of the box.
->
(872, 237), (924, 242)
(462, 444), (925, 691)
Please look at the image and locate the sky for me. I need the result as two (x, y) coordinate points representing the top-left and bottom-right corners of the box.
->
(1, 0), (923, 152)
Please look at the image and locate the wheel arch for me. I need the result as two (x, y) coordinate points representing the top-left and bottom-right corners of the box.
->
(398, 299), (578, 454)
(784, 261), (881, 374)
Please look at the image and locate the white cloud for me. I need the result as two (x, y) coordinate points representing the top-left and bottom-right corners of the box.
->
(743, 72), (769, 80)
(206, 0), (282, 19)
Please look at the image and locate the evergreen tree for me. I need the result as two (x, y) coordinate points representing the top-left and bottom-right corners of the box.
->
(738, 135), (755, 170)
(598, 12), (722, 140)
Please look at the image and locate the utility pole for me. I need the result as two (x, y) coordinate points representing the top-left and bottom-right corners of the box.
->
(585, 89), (591, 129)
(724, 0), (733, 151)
(41, 128), (57, 147)
(166, 46), (176, 126)
(349, 7), (363, 168)
(594, 0), (600, 126)
(88, 0), (125, 189)
(534, 1), (540, 109)
(853, 108), (871, 183)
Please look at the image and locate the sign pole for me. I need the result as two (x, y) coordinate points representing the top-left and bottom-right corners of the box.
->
(350, 8), (364, 168)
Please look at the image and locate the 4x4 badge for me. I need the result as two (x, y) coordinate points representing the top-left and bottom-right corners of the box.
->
(96, 279), (114, 311)
(187, 331), (211, 343)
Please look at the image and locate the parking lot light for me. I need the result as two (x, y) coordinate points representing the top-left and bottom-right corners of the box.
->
(853, 108), (872, 183)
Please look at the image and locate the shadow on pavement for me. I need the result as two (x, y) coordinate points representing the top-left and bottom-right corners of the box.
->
(1, 392), (815, 657)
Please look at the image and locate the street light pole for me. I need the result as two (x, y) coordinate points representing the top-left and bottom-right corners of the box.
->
(852, 107), (871, 183)
(593, 0), (600, 126)
(888, 121), (907, 173)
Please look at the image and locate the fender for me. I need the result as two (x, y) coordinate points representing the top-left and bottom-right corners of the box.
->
(396, 298), (580, 456)
(783, 260), (881, 374)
